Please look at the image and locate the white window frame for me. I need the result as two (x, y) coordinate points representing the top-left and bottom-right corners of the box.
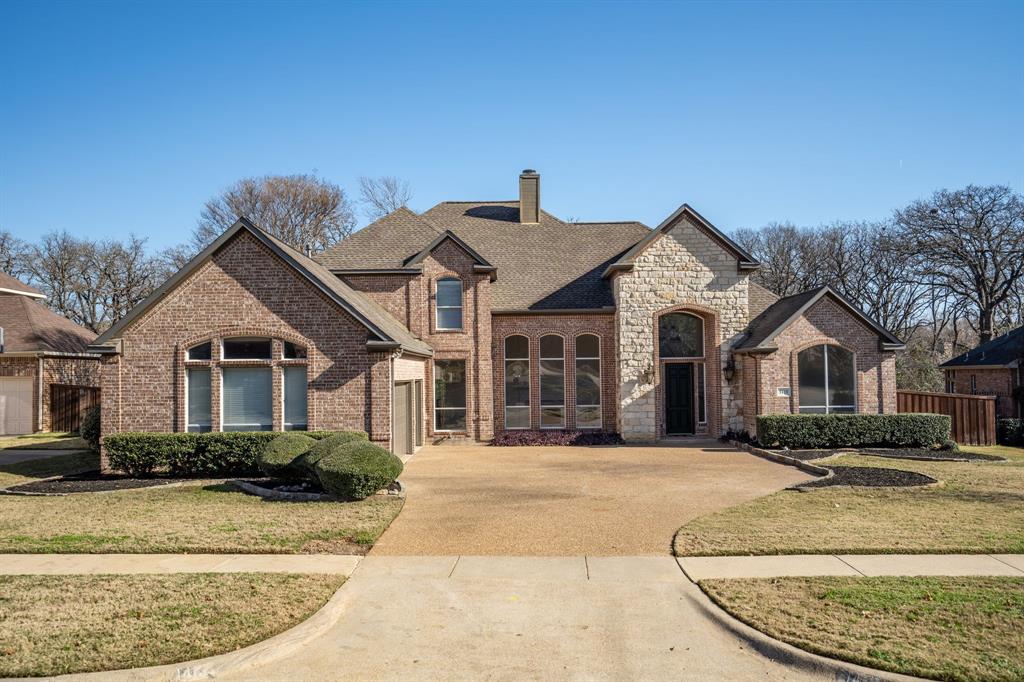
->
(539, 334), (565, 429)
(185, 367), (212, 433)
(433, 359), (468, 433)
(798, 344), (857, 414)
(504, 335), (531, 430)
(574, 334), (601, 430)
(220, 366), (274, 431)
(282, 365), (308, 431)
(435, 278), (463, 331)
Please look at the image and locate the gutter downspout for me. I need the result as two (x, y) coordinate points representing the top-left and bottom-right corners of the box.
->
(37, 355), (44, 433)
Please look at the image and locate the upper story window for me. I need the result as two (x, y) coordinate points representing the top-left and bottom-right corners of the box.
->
(436, 278), (463, 330)
(659, 313), (704, 358)
(187, 342), (212, 361)
(223, 337), (272, 360)
(798, 344), (856, 414)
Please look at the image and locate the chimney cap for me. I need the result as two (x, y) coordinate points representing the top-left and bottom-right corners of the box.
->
(520, 168), (538, 175)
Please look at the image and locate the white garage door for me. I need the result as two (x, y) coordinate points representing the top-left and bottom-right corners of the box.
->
(0, 377), (33, 435)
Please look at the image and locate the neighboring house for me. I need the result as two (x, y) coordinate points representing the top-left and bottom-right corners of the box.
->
(941, 326), (1024, 418)
(0, 272), (100, 434)
(90, 170), (904, 464)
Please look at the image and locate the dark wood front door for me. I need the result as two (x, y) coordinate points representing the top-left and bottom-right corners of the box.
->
(665, 363), (695, 435)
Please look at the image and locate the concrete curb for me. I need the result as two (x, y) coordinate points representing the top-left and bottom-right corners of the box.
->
(44, 577), (356, 682)
(678, 560), (925, 682)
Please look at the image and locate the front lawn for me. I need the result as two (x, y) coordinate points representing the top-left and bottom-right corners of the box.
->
(0, 573), (345, 677)
(675, 444), (1024, 556)
(702, 576), (1024, 682)
(0, 432), (90, 451)
(0, 453), (402, 553)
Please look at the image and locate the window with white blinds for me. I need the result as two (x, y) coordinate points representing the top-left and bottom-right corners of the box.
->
(186, 368), (211, 432)
(222, 367), (273, 431)
(283, 366), (308, 431)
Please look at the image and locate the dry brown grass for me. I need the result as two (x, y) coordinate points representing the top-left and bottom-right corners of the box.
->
(0, 482), (403, 553)
(0, 451), (98, 489)
(702, 576), (1024, 682)
(675, 445), (1024, 556)
(0, 433), (89, 451)
(0, 573), (345, 677)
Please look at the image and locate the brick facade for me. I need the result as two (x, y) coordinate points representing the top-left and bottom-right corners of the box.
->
(99, 231), (395, 469)
(741, 296), (898, 435)
(944, 367), (1020, 418)
(491, 313), (617, 432)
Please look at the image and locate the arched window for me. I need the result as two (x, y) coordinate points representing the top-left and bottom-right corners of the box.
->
(575, 334), (601, 429)
(436, 278), (463, 330)
(659, 313), (704, 358)
(504, 336), (530, 429)
(798, 344), (856, 413)
(540, 335), (565, 428)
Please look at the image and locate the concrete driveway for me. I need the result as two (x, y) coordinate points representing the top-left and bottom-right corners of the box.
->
(373, 441), (810, 556)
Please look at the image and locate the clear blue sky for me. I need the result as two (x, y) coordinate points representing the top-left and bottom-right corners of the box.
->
(2, 0), (1021, 251)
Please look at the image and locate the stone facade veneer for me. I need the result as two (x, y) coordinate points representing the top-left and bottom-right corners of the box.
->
(613, 215), (750, 440)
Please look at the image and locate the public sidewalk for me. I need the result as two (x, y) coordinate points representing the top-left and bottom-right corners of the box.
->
(3, 553), (1022, 580)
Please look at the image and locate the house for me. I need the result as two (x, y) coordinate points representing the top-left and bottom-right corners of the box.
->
(90, 170), (904, 465)
(941, 326), (1023, 418)
(0, 272), (100, 434)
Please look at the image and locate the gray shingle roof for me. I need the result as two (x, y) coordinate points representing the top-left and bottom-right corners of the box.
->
(941, 326), (1023, 368)
(93, 218), (432, 357)
(0, 294), (96, 353)
(0, 272), (45, 298)
(734, 285), (905, 352)
(319, 201), (651, 310)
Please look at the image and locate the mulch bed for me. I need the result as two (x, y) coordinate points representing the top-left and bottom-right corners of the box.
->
(4, 473), (206, 494)
(236, 479), (325, 494)
(859, 448), (1005, 462)
(797, 465), (937, 489)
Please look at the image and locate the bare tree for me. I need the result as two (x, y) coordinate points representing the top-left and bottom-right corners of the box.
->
(895, 185), (1024, 343)
(193, 175), (357, 253)
(358, 176), (413, 221)
(735, 222), (821, 296)
(0, 230), (28, 278)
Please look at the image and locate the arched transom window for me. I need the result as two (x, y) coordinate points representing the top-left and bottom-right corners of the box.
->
(659, 313), (704, 358)
(798, 344), (856, 414)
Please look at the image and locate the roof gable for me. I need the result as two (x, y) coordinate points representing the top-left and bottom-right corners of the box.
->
(603, 204), (759, 278)
(403, 230), (497, 279)
(734, 285), (905, 353)
(318, 207), (440, 272)
(92, 218), (431, 357)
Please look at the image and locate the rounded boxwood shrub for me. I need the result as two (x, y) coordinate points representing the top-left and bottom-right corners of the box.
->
(314, 440), (403, 500)
(258, 433), (316, 480)
(297, 431), (369, 472)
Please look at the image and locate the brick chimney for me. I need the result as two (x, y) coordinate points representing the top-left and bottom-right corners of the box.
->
(519, 169), (540, 224)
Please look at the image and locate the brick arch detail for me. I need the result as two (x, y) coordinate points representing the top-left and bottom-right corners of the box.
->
(651, 302), (722, 437)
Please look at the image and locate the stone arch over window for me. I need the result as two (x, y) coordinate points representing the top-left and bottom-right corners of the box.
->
(796, 343), (857, 414)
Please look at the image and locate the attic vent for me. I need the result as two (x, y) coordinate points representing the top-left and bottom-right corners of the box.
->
(519, 169), (540, 224)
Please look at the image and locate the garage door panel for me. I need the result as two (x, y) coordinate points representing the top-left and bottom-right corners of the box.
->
(0, 377), (34, 435)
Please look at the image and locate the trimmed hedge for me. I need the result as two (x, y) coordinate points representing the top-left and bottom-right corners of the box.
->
(296, 432), (369, 472)
(314, 440), (403, 500)
(998, 419), (1024, 446)
(490, 430), (625, 447)
(258, 433), (316, 480)
(103, 430), (368, 477)
(756, 413), (951, 450)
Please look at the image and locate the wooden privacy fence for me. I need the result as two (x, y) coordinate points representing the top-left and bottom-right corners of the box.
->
(49, 384), (100, 433)
(896, 390), (996, 446)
